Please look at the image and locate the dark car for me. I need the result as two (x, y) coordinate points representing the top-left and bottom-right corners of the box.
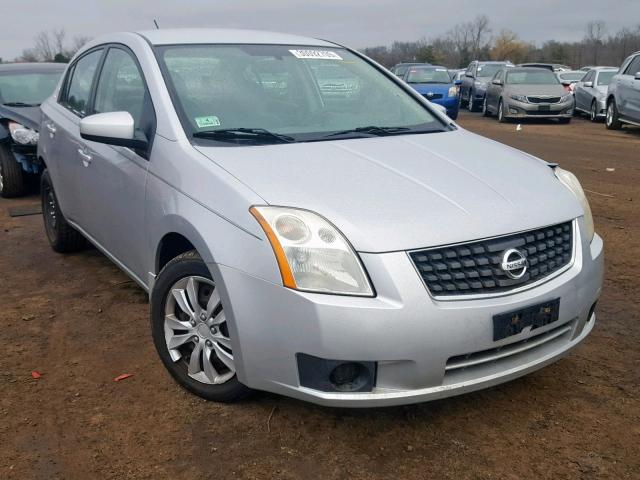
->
(0, 63), (65, 197)
(518, 63), (571, 72)
(460, 60), (513, 112)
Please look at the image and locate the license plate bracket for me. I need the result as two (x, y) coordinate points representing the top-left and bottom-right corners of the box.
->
(538, 105), (551, 111)
(493, 298), (560, 341)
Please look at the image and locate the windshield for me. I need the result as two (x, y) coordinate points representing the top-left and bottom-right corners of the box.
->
(506, 70), (560, 85)
(406, 67), (451, 84)
(0, 71), (62, 106)
(597, 71), (616, 86)
(559, 72), (585, 81)
(477, 64), (504, 78)
(156, 44), (447, 145)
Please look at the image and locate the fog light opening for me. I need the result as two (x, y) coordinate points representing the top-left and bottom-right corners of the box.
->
(329, 362), (367, 392)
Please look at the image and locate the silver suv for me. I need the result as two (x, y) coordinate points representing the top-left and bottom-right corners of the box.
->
(38, 29), (603, 407)
(606, 51), (640, 129)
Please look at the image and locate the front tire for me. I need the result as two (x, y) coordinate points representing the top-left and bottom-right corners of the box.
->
(482, 97), (491, 117)
(590, 101), (598, 122)
(0, 144), (25, 198)
(467, 90), (478, 112)
(151, 250), (250, 402)
(41, 169), (86, 253)
(497, 100), (508, 123)
(606, 99), (622, 130)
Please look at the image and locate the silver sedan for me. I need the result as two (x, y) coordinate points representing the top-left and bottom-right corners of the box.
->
(574, 67), (619, 121)
(38, 29), (602, 407)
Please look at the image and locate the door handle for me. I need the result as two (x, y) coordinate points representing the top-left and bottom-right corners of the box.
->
(45, 122), (56, 137)
(78, 148), (92, 167)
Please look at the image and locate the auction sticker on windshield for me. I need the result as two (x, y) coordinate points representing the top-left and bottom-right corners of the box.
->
(195, 116), (221, 128)
(289, 50), (343, 60)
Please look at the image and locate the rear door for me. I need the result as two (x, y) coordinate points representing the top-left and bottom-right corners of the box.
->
(41, 49), (104, 220)
(74, 46), (156, 282)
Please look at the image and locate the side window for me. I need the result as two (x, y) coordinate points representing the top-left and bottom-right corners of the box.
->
(465, 63), (473, 76)
(583, 71), (594, 83)
(61, 49), (103, 117)
(93, 48), (147, 130)
(624, 55), (640, 76)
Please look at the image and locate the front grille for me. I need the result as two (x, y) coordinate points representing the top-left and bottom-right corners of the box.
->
(409, 222), (574, 297)
(527, 96), (561, 104)
(525, 110), (562, 116)
(422, 93), (443, 100)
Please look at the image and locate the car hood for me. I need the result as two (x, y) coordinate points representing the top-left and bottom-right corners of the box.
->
(0, 105), (41, 131)
(505, 84), (567, 96)
(196, 130), (582, 253)
(409, 83), (452, 95)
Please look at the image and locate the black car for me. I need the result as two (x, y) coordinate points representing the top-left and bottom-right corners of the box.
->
(0, 63), (65, 197)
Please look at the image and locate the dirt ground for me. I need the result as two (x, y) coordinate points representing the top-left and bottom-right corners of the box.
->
(1, 112), (639, 479)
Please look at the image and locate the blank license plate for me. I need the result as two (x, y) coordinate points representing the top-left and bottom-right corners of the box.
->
(493, 298), (560, 341)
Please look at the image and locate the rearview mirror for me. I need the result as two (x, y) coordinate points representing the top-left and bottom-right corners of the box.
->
(80, 111), (147, 150)
(583, 81), (593, 88)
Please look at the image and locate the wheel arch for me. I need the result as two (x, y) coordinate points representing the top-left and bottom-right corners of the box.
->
(154, 216), (215, 276)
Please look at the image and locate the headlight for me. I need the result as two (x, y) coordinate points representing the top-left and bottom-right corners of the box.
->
(250, 206), (374, 296)
(8, 122), (39, 145)
(510, 94), (527, 102)
(554, 167), (594, 241)
(448, 85), (459, 97)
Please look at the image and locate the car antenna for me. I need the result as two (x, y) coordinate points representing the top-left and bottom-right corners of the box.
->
(154, 19), (160, 29)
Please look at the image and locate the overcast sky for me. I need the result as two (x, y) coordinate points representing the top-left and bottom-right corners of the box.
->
(2, 0), (639, 60)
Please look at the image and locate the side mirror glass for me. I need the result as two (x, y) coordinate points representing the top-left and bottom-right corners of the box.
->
(80, 111), (147, 150)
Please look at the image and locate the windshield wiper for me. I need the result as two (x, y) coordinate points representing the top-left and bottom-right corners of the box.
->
(193, 128), (295, 144)
(324, 126), (412, 138)
(2, 101), (40, 107)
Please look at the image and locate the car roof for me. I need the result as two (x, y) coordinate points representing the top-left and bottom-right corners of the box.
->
(476, 60), (512, 64)
(136, 28), (337, 48)
(0, 62), (66, 73)
(507, 67), (556, 73)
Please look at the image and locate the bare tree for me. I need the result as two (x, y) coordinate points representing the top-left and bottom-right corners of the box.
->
(584, 20), (607, 64)
(469, 15), (492, 58)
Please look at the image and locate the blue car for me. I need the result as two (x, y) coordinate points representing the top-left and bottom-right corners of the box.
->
(402, 66), (461, 119)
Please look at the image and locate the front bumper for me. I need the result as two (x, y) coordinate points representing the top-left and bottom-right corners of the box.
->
(213, 219), (603, 407)
(504, 98), (574, 119)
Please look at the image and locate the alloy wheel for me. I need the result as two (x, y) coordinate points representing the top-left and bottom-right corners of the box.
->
(164, 276), (235, 385)
(0, 162), (4, 193)
(606, 103), (613, 126)
(590, 102), (597, 121)
(43, 184), (58, 240)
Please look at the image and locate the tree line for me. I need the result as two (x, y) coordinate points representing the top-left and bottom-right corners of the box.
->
(361, 16), (640, 69)
(0, 29), (91, 64)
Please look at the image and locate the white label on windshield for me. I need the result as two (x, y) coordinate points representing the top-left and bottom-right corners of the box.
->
(289, 49), (343, 60)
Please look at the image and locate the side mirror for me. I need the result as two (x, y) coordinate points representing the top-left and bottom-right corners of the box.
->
(635, 72), (640, 80)
(465, 72), (474, 78)
(80, 112), (147, 150)
(454, 79), (462, 85)
(492, 79), (503, 85)
(583, 81), (593, 88)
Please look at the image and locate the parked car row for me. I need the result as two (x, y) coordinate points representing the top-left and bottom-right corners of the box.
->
(0, 30), (605, 408)
(429, 52), (640, 129)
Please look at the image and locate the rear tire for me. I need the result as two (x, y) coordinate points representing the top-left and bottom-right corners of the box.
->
(0, 144), (25, 198)
(606, 99), (622, 130)
(41, 169), (86, 253)
(151, 250), (251, 403)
